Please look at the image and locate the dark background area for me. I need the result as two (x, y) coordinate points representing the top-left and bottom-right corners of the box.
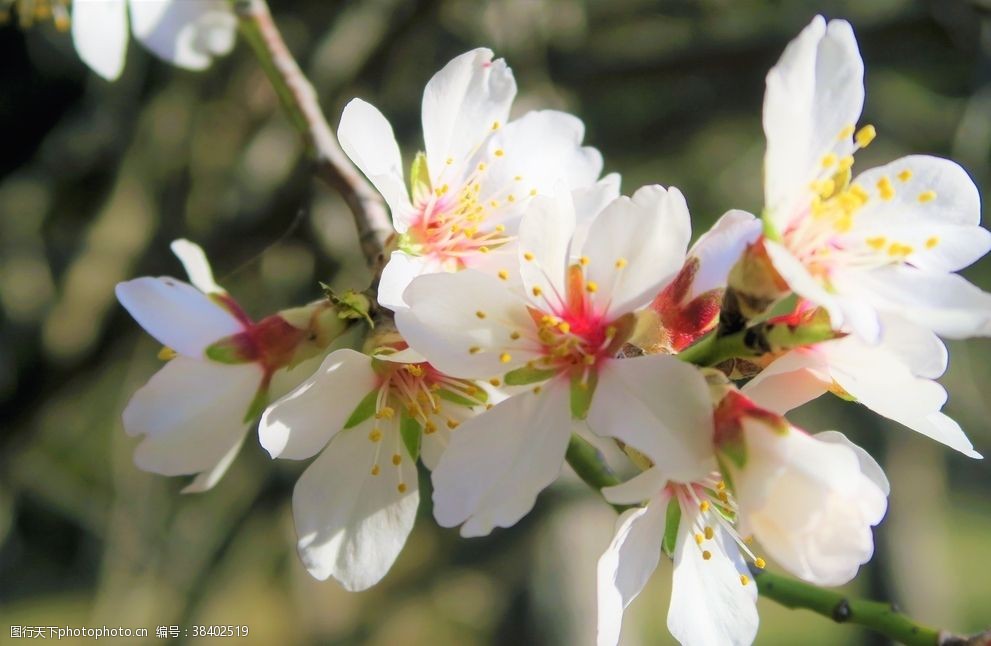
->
(1, 0), (989, 643)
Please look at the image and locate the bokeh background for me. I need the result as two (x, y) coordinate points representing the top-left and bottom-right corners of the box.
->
(2, 0), (990, 644)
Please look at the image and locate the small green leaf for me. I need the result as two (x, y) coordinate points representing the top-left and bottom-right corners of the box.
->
(437, 388), (486, 407)
(504, 365), (557, 386)
(662, 497), (682, 558)
(205, 334), (253, 364)
(400, 412), (422, 462)
(344, 390), (379, 429)
(570, 370), (598, 419)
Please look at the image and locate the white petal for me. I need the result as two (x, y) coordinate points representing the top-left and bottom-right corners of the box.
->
(849, 156), (986, 272)
(668, 508), (758, 646)
(596, 499), (668, 646)
(259, 350), (378, 460)
(875, 313), (947, 379)
(740, 348), (830, 414)
(814, 431), (890, 495)
(431, 381), (572, 537)
(129, 0), (236, 70)
(588, 355), (714, 482)
(602, 466), (669, 506)
(170, 239), (224, 294)
(293, 419), (419, 591)
(422, 48), (516, 181)
(338, 99), (415, 232)
(570, 173), (623, 253)
(764, 16), (864, 231)
(687, 209), (762, 299)
(125, 358), (261, 488)
(377, 251), (434, 311)
(396, 270), (540, 378)
(841, 265), (991, 338)
(116, 277), (244, 358)
(582, 185), (692, 317)
(72, 0), (128, 80)
(518, 190), (577, 309)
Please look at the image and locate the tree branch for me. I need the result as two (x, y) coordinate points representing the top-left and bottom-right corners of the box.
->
(563, 441), (975, 646)
(231, 0), (393, 277)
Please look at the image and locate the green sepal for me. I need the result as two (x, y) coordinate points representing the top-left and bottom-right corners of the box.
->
(761, 208), (782, 242)
(320, 285), (374, 328)
(570, 370), (598, 420)
(719, 435), (748, 469)
(437, 387), (487, 407)
(399, 412), (422, 462)
(409, 151), (432, 202)
(205, 335), (253, 364)
(717, 455), (737, 492)
(662, 497), (682, 559)
(504, 365), (557, 386)
(344, 390), (379, 430)
(243, 385), (269, 423)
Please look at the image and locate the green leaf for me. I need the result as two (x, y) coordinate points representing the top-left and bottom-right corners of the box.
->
(662, 497), (682, 558)
(344, 390), (379, 429)
(570, 370), (598, 419)
(504, 365), (557, 386)
(436, 387), (486, 407)
(400, 412), (422, 462)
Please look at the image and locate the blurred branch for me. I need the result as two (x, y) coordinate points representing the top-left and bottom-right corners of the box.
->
(563, 441), (977, 646)
(231, 0), (393, 277)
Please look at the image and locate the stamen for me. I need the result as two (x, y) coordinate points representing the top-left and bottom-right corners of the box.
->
(837, 124), (855, 140)
(499, 352), (512, 363)
(498, 270), (509, 280)
(369, 429), (382, 442)
(392, 454), (402, 465)
(855, 125), (876, 148)
(754, 558), (766, 569)
(702, 551), (712, 561)
(897, 169), (912, 182)
(925, 236), (939, 249)
(476, 310), (487, 319)
(918, 190), (936, 203)
(398, 483), (407, 493)
(371, 465), (381, 476)
(740, 575), (750, 586)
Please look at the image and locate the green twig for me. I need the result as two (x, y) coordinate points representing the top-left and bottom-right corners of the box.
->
(563, 438), (967, 646)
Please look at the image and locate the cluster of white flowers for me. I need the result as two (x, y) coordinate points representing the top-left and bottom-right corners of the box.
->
(114, 16), (989, 646)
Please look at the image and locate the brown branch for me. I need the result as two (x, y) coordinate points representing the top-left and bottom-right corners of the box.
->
(231, 0), (393, 278)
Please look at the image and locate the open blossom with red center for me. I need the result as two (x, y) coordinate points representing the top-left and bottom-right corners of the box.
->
(259, 341), (489, 591)
(337, 47), (616, 310)
(755, 16), (991, 342)
(396, 185), (718, 536)
(115, 240), (345, 492)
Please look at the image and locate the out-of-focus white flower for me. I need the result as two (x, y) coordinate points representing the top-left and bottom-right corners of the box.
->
(338, 48), (616, 310)
(397, 185), (715, 536)
(758, 15), (991, 342)
(714, 391), (888, 586)
(743, 308), (981, 458)
(258, 343), (488, 591)
(116, 240), (341, 492)
(72, 0), (236, 81)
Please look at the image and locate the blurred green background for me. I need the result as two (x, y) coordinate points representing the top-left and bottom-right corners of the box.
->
(1, 0), (990, 644)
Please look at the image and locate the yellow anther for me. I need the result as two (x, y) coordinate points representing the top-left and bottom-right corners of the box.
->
(375, 406), (395, 420)
(702, 551), (712, 561)
(404, 364), (424, 376)
(918, 190), (937, 203)
(694, 533), (704, 545)
(477, 162), (487, 171)
(754, 558), (766, 569)
(716, 481), (726, 491)
(498, 269), (509, 281)
(925, 236), (939, 249)
(371, 465), (381, 476)
(495, 224), (506, 232)
(486, 403), (494, 410)
(446, 157), (454, 165)
(866, 236), (886, 250)
(586, 281), (599, 293)
(489, 378), (501, 387)
(425, 421), (438, 435)
(514, 175), (523, 181)
(529, 188), (538, 196)
(523, 251), (535, 261)
(717, 491), (729, 502)
(480, 245), (491, 253)
(476, 310), (486, 319)
(740, 575), (750, 586)
(699, 500), (710, 512)
(838, 124), (855, 140)
(584, 354), (596, 365)
(704, 526), (714, 540)
(158, 346), (177, 361)
(469, 346), (481, 354)
(392, 453), (402, 465)
(532, 286), (543, 297)
(837, 155), (855, 172)
(579, 255), (590, 266)
(813, 178), (835, 199)
(369, 429), (382, 442)
(897, 169), (913, 182)
(615, 257), (627, 269)
(821, 153), (837, 168)
(397, 483), (407, 493)
(489, 200), (499, 208)
(855, 124), (876, 148)
(491, 121), (501, 130)
(876, 176), (895, 201)
(507, 194), (516, 203)
(499, 352), (512, 364)
(533, 385), (542, 394)
(446, 419), (459, 429)
(494, 148), (505, 157)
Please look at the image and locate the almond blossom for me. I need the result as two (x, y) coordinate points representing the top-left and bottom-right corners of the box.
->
(116, 240), (343, 492)
(396, 185), (720, 536)
(757, 15), (991, 342)
(337, 47), (615, 310)
(743, 306), (981, 458)
(258, 339), (490, 591)
(72, 0), (236, 81)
